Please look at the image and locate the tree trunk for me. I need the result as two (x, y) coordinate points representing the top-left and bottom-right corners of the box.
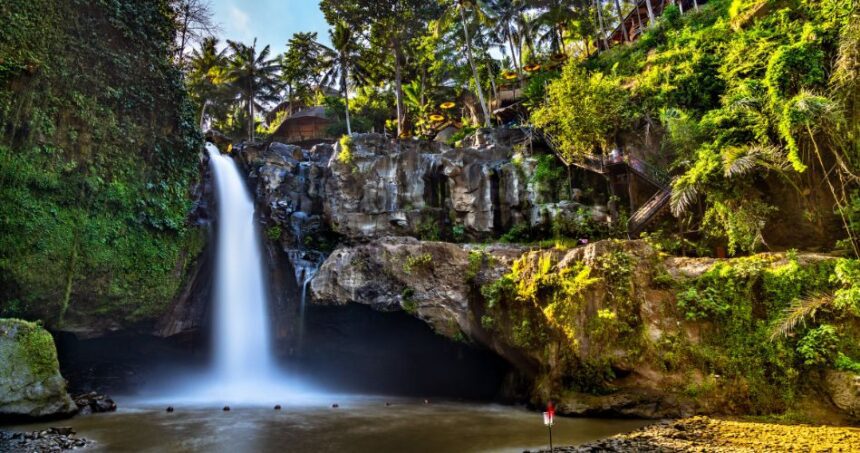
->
(393, 41), (406, 136)
(177, 4), (190, 66)
(248, 84), (255, 142)
(693, 0), (699, 11)
(507, 31), (522, 78)
(199, 99), (208, 131)
(645, 0), (656, 26)
(459, 4), (491, 127)
(614, 0), (628, 42)
(595, 0), (610, 51)
(343, 63), (352, 135)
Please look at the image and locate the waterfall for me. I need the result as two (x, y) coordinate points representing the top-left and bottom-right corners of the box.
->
(208, 144), (275, 384)
(171, 143), (314, 404)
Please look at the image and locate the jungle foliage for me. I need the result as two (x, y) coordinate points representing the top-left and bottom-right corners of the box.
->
(0, 0), (203, 327)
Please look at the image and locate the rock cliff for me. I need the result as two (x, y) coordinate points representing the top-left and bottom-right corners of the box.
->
(241, 131), (610, 247)
(311, 238), (857, 420)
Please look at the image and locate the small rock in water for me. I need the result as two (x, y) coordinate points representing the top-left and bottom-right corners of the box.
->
(274, 405), (281, 410)
(223, 406), (231, 411)
(331, 403), (339, 408)
(166, 406), (174, 413)
(49, 427), (74, 436)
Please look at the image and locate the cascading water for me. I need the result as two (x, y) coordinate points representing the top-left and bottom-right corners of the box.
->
(153, 144), (317, 405)
(208, 144), (275, 386)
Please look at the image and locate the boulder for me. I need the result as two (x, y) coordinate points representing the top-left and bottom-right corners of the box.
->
(825, 370), (860, 418)
(0, 319), (76, 420)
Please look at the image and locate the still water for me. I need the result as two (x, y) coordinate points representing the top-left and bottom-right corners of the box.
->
(6, 397), (650, 452)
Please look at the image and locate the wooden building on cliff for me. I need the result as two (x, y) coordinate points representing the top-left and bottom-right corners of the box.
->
(269, 106), (334, 147)
(604, 0), (709, 49)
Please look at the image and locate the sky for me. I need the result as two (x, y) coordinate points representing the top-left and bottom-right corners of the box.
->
(209, 0), (332, 55)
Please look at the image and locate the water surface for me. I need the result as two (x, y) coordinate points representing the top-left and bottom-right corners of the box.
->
(5, 398), (650, 452)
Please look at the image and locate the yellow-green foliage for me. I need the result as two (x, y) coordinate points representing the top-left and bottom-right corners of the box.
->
(402, 253), (433, 274)
(477, 244), (647, 393)
(337, 135), (355, 166)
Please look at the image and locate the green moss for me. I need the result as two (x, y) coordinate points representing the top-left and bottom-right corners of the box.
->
(266, 226), (282, 241)
(672, 254), (844, 412)
(1, 319), (60, 382)
(402, 253), (433, 274)
(0, 0), (203, 327)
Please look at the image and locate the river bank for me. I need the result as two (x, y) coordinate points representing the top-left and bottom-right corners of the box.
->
(536, 416), (860, 452)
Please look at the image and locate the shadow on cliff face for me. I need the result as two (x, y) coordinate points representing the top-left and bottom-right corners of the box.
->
(54, 304), (512, 401)
(294, 304), (512, 400)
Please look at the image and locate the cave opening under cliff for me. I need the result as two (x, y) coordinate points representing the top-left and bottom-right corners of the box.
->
(53, 303), (513, 402)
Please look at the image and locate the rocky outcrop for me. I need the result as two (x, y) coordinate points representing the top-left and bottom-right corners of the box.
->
(243, 132), (608, 245)
(0, 319), (76, 420)
(310, 238), (851, 419)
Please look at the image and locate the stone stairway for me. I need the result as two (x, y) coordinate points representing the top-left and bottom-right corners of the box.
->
(528, 128), (672, 234)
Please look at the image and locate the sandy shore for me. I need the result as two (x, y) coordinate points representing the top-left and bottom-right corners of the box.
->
(533, 416), (860, 452)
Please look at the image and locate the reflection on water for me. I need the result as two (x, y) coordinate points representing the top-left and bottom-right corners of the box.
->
(5, 397), (650, 453)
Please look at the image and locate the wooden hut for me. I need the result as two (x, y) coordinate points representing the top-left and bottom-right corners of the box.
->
(269, 106), (334, 146)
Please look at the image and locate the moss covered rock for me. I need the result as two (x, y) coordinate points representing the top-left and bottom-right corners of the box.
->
(0, 319), (75, 419)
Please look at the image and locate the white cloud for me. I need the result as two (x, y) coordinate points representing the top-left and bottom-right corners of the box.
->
(228, 5), (251, 38)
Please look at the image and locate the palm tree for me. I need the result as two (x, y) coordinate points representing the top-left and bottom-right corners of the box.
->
(320, 21), (366, 135)
(282, 32), (327, 116)
(187, 37), (228, 129)
(534, 0), (574, 55)
(644, 0), (656, 26)
(225, 39), (281, 141)
(488, 0), (526, 78)
(612, 0), (629, 43)
(594, 0), (610, 52)
(456, 0), (492, 127)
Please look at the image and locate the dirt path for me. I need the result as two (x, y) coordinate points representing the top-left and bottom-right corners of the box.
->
(534, 416), (860, 452)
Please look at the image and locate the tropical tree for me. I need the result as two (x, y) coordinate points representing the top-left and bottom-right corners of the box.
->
(281, 32), (327, 116)
(612, 0), (628, 43)
(223, 39), (281, 141)
(320, 21), (367, 135)
(437, 0), (493, 127)
(487, 0), (526, 78)
(187, 37), (228, 129)
(171, 0), (218, 67)
(319, 0), (442, 136)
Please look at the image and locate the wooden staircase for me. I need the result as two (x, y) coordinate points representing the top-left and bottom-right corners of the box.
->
(527, 128), (672, 235)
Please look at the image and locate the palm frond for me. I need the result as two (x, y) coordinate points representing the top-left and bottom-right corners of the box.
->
(769, 293), (833, 341)
(670, 181), (699, 217)
(723, 146), (758, 178)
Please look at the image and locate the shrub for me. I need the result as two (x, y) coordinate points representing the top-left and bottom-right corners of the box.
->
(796, 324), (839, 367)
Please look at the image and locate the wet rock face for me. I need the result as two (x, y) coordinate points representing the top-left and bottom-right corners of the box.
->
(309, 237), (533, 372)
(0, 319), (76, 420)
(245, 132), (595, 243)
(310, 237), (519, 335)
